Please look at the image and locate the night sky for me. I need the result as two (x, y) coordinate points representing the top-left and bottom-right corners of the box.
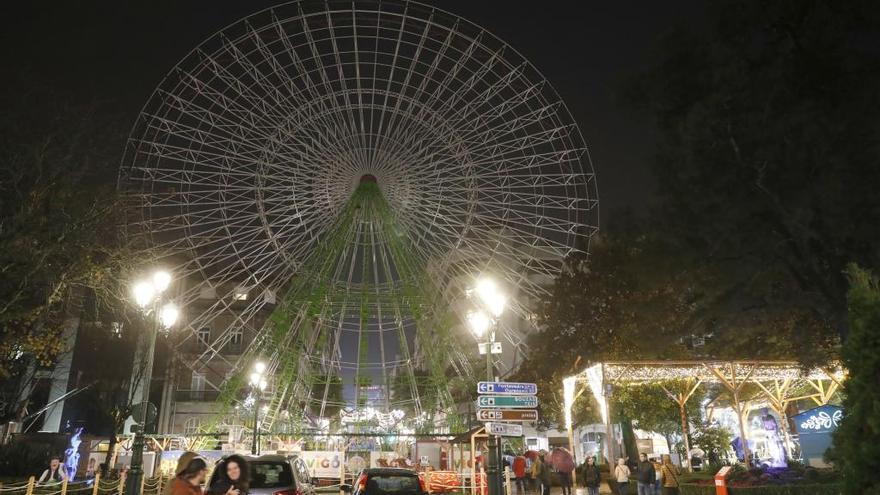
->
(2, 0), (708, 224)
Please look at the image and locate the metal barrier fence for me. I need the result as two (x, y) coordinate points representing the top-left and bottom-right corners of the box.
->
(0, 475), (172, 495)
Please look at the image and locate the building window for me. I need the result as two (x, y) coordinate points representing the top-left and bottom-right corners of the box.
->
(199, 286), (216, 299)
(191, 372), (206, 400)
(230, 328), (243, 346)
(197, 327), (211, 347)
(183, 417), (201, 435)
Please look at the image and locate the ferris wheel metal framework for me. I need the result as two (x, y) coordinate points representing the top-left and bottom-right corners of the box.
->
(120, 0), (598, 432)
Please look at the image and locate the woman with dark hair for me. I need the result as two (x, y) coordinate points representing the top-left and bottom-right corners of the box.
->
(170, 455), (209, 495)
(209, 455), (250, 495)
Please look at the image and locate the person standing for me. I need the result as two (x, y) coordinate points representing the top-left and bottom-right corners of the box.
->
(38, 456), (68, 484)
(635, 454), (655, 495)
(651, 458), (662, 495)
(535, 452), (551, 495)
(555, 452), (574, 495)
(512, 454), (527, 495)
(209, 455), (250, 495)
(659, 455), (681, 495)
(578, 457), (601, 495)
(614, 458), (631, 495)
(170, 455), (209, 495)
(528, 454), (540, 494)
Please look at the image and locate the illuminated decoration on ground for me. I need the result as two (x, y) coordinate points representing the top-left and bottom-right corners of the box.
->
(64, 427), (84, 480)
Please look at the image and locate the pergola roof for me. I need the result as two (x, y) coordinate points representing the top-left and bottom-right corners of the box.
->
(571, 360), (845, 385)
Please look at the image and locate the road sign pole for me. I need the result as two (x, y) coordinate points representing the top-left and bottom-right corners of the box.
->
(485, 332), (499, 495)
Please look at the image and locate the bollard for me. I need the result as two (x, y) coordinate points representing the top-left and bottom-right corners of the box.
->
(140, 474), (145, 495)
(61, 479), (69, 495)
(157, 476), (164, 495)
(119, 472), (126, 495)
(714, 466), (732, 495)
(25, 477), (35, 495)
(504, 468), (511, 495)
(93, 473), (101, 495)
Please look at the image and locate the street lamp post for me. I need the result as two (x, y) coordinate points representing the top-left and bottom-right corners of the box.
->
(250, 362), (267, 455)
(128, 271), (178, 495)
(468, 278), (505, 495)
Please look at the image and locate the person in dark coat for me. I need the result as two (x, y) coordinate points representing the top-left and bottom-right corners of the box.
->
(635, 454), (656, 495)
(209, 455), (250, 495)
(578, 457), (601, 495)
(535, 452), (551, 495)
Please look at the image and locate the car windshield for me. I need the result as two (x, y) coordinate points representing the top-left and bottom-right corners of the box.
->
(366, 475), (421, 495)
(251, 462), (294, 489)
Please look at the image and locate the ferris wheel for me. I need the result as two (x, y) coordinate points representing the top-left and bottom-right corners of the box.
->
(120, 0), (597, 425)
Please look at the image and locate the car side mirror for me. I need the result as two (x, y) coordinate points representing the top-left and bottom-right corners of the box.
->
(341, 484), (352, 493)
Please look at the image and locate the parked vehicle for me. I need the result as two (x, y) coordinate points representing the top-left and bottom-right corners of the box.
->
(209, 455), (316, 495)
(345, 468), (427, 495)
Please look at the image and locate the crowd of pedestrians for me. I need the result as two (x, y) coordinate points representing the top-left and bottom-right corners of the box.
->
(586, 453), (680, 495)
(501, 448), (683, 495)
(36, 445), (684, 495)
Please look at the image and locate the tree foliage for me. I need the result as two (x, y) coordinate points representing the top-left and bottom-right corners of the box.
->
(828, 265), (880, 494)
(515, 0), (880, 431)
(0, 75), (149, 380)
(627, 0), (880, 342)
(612, 381), (703, 441)
(691, 423), (733, 464)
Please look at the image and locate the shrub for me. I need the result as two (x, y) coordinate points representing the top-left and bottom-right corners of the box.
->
(727, 484), (842, 495)
(0, 440), (56, 477)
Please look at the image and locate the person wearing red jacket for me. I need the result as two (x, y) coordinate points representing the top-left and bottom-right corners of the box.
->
(512, 455), (527, 495)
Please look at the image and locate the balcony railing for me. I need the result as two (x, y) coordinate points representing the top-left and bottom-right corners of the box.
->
(174, 389), (221, 401)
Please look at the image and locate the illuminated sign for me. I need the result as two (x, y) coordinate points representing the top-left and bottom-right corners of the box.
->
(793, 405), (844, 435)
(800, 409), (843, 431)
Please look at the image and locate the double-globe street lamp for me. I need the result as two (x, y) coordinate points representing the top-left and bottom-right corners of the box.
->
(249, 361), (268, 455)
(467, 278), (506, 495)
(128, 270), (179, 495)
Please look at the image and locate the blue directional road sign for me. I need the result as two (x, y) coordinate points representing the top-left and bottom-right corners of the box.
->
(477, 395), (538, 408)
(477, 381), (538, 396)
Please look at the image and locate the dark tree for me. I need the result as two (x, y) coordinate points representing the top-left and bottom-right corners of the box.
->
(0, 74), (153, 380)
(627, 0), (880, 345)
(828, 265), (880, 494)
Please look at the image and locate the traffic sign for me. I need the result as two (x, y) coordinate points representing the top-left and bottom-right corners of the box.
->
(486, 422), (524, 436)
(477, 409), (538, 422)
(477, 395), (538, 408)
(477, 381), (538, 396)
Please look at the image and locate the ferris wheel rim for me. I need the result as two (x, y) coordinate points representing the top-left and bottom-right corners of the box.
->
(117, 0), (599, 421)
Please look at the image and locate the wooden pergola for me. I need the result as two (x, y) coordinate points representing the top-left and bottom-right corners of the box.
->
(563, 360), (845, 469)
